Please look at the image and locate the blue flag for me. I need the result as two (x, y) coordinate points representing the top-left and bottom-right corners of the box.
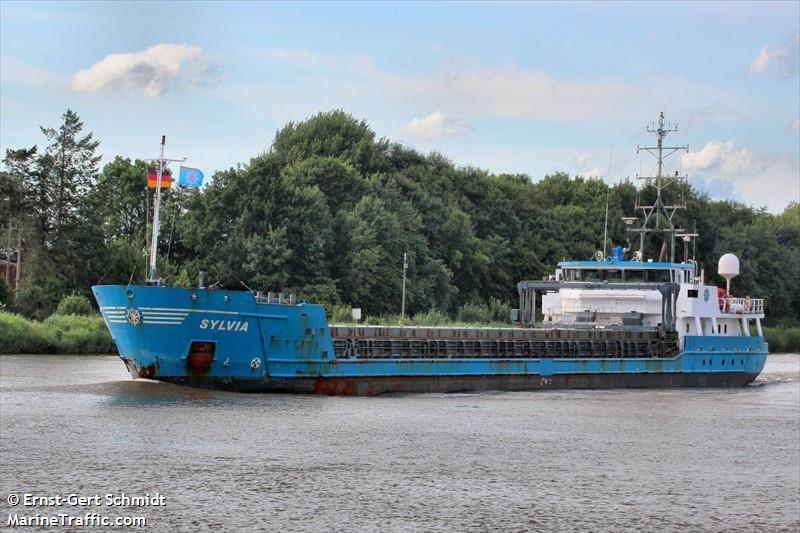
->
(178, 166), (204, 187)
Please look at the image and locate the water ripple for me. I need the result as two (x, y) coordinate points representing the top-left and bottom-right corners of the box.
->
(1, 354), (798, 532)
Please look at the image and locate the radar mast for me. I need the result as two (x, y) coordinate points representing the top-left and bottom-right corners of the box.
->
(627, 111), (689, 263)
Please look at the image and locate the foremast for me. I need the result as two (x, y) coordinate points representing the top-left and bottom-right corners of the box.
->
(146, 135), (184, 284)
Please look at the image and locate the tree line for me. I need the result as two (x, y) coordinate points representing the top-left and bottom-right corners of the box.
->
(1, 109), (798, 324)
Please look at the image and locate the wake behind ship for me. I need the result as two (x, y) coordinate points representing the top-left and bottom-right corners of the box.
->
(93, 113), (769, 395)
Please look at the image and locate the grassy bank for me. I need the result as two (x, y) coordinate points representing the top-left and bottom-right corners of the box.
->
(763, 327), (800, 354)
(0, 311), (115, 355)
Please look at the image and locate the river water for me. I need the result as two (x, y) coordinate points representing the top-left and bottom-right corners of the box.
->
(1, 354), (798, 532)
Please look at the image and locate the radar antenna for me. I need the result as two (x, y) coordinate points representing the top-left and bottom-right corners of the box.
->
(627, 111), (689, 263)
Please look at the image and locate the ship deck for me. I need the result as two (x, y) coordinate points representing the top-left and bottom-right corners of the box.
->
(330, 325), (680, 359)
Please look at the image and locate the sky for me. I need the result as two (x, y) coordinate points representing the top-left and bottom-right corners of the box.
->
(1, 1), (798, 212)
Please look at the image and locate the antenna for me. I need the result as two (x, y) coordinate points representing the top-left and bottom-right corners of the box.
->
(401, 252), (408, 318)
(602, 190), (610, 257)
(602, 143), (613, 257)
(627, 111), (689, 263)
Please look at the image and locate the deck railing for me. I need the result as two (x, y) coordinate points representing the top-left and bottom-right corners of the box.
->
(255, 291), (296, 305)
(543, 306), (649, 321)
(719, 297), (764, 315)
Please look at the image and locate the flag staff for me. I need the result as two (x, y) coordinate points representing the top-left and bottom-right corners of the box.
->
(146, 135), (185, 284)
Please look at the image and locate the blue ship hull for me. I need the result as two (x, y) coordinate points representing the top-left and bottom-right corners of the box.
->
(93, 285), (768, 395)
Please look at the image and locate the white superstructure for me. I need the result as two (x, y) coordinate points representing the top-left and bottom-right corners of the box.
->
(540, 259), (764, 349)
(518, 112), (765, 348)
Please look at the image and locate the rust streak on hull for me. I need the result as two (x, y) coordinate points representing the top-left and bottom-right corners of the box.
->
(122, 357), (158, 379)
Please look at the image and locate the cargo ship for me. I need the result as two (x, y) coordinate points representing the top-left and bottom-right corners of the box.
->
(93, 114), (768, 395)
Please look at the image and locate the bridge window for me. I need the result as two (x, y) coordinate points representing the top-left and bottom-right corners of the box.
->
(688, 289), (698, 298)
(604, 269), (622, 281)
(583, 269), (601, 281)
(565, 269), (582, 281)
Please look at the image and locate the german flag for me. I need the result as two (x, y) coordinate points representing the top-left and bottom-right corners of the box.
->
(147, 166), (172, 188)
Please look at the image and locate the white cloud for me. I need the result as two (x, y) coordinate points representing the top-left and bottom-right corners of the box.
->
(566, 149), (630, 180)
(256, 50), (632, 121)
(682, 140), (769, 176)
(682, 140), (799, 210)
(255, 47), (742, 125)
(401, 111), (470, 139)
(731, 162), (799, 211)
(690, 175), (737, 201)
(581, 167), (607, 178)
(750, 33), (799, 79)
(573, 150), (598, 167)
(70, 43), (220, 98)
(750, 45), (772, 74)
(369, 63), (630, 120)
(683, 103), (739, 129)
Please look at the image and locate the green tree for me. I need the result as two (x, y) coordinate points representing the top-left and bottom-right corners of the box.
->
(272, 109), (388, 173)
(283, 156), (368, 210)
(6, 110), (104, 317)
(2, 149), (37, 293)
(95, 157), (149, 243)
(56, 292), (93, 316)
(0, 276), (8, 305)
(39, 109), (101, 245)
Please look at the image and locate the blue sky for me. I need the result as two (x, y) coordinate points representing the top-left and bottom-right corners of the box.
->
(1, 1), (798, 212)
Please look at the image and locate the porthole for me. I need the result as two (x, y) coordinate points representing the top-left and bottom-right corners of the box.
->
(724, 324), (728, 334)
(702, 359), (706, 366)
(722, 359), (725, 365)
(740, 359), (744, 365)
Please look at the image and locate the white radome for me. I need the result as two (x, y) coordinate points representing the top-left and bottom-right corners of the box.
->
(718, 253), (740, 281)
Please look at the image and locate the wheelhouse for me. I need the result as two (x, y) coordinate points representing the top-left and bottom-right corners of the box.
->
(556, 260), (696, 284)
